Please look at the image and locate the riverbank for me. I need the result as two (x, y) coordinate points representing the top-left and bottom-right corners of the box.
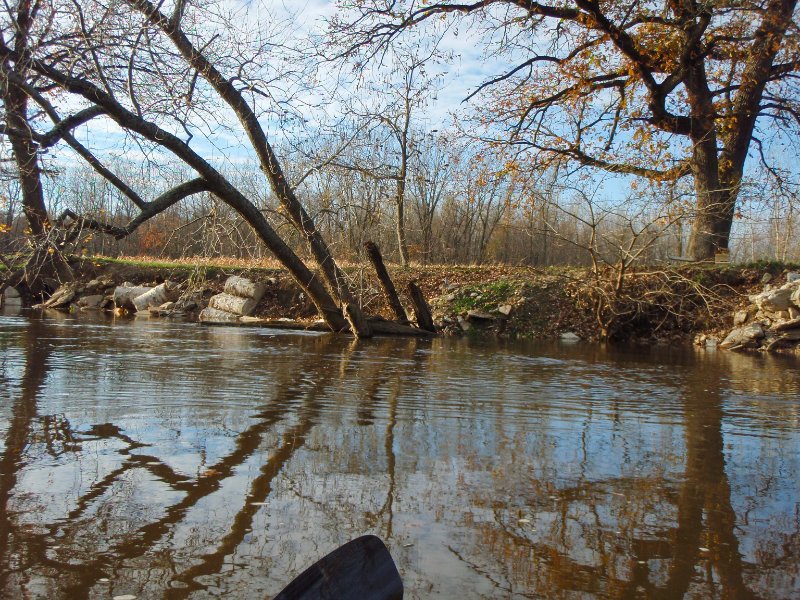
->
(5, 255), (800, 351)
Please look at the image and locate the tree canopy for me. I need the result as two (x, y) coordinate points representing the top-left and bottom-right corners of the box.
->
(333, 0), (800, 259)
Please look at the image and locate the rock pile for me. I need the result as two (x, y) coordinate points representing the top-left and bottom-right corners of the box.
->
(719, 272), (800, 352)
(198, 276), (267, 323)
(25, 277), (202, 317)
(33, 278), (117, 311)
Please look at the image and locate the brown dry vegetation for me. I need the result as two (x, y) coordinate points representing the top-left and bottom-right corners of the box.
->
(65, 255), (796, 345)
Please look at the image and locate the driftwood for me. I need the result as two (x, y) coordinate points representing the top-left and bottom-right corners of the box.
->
(773, 317), (800, 332)
(35, 283), (77, 309)
(406, 282), (436, 333)
(132, 281), (178, 312)
(208, 292), (258, 316)
(206, 317), (331, 331)
(364, 241), (408, 323)
(198, 307), (240, 323)
(224, 275), (267, 301)
(114, 285), (153, 311)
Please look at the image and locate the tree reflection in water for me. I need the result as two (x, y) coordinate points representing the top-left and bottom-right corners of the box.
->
(0, 312), (797, 598)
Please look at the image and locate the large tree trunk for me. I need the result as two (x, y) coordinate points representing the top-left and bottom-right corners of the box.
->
(687, 0), (797, 261)
(1, 0), (73, 286)
(685, 62), (727, 261)
(686, 155), (731, 261)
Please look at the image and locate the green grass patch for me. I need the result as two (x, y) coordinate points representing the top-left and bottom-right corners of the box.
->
(449, 280), (515, 313)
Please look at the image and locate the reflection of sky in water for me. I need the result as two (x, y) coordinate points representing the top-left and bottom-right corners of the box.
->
(0, 310), (798, 598)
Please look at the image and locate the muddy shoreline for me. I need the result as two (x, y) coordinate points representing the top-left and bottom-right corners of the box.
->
(4, 257), (800, 353)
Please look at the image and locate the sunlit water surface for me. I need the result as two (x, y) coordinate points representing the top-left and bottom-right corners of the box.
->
(0, 308), (798, 599)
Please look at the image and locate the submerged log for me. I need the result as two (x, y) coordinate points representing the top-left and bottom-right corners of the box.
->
(224, 275), (267, 301)
(132, 282), (178, 312)
(367, 317), (436, 337)
(364, 241), (408, 323)
(406, 281), (436, 333)
(114, 285), (153, 311)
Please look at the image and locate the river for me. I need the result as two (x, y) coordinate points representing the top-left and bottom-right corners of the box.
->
(0, 308), (798, 599)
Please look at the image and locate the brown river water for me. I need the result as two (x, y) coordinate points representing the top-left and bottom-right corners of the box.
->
(0, 308), (798, 599)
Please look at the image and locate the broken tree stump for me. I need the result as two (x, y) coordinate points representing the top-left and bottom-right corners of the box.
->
(406, 281), (436, 333)
(364, 241), (408, 323)
(344, 302), (372, 338)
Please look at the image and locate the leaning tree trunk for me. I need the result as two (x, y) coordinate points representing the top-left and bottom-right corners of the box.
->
(129, 0), (370, 335)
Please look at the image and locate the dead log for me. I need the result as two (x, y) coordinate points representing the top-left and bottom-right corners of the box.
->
(198, 307), (240, 323)
(406, 281), (436, 333)
(364, 241), (408, 323)
(773, 317), (800, 332)
(132, 281), (178, 312)
(35, 283), (78, 309)
(114, 285), (153, 311)
(344, 302), (372, 338)
(208, 292), (258, 316)
(223, 275), (267, 300)
(367, 317), (436, 337)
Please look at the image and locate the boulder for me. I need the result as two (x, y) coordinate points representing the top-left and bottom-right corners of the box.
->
(77, 294), (105, 309)
(787, 272), (800, 283)
(560, 332), (580, 342)
(114, 285), (153, 311)
(720, 324), (765, 349)
(497, 304), (513, 316)
(772, 317), (800, 332)
(466, 309), (494, 321)
(733, 310), (749, 326)
(752, 283), (799, 312)
(2, 286), (22, 307)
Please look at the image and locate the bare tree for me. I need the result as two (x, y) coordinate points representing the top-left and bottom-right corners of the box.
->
(0, 0), (392, 333)
(325, 29), (445, 265)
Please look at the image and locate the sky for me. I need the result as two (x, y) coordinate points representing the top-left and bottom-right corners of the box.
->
(53, 0), (499, 171)
(260, 0), (503, 128)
